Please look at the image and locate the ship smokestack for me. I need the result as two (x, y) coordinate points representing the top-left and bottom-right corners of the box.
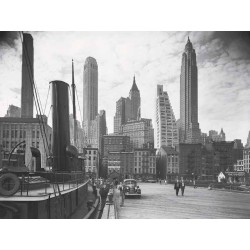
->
(21, 33), (34, 118)
(51, 81), (70, 171)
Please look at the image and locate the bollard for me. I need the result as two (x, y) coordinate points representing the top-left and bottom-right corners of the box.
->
(106, 191), (113, 204)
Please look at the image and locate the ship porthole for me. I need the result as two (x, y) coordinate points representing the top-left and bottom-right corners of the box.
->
(0, 173), (21, 196)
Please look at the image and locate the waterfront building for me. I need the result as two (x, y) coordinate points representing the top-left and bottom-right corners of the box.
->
(232, 139), (244, 164)
(103, 134), (131, 157)
(234, 160), (244, 172)
(179, 37), (201, 143)
(21, 33), (34, 118)
(243, 147), (250, 173)
(134, 148), (156, 179)
(121, 118), (154, 149)
(205, 141), (234, 174)
(0, 115), (52, 171)
(107, 151), (134, 179)
(177, 143), (202, 177)
(156, 85), (178, 149)
(83, 147), (99, 177)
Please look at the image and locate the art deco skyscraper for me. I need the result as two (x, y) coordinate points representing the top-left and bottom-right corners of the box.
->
(129, 76), (140, 121)
(21, 33), (34, 118)
(83, 57), (98, 123)
(180, 37), (201, 143)
(156, 85), (178, 148)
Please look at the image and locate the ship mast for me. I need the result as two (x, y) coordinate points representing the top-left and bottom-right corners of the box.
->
(71, 59), (78, 147)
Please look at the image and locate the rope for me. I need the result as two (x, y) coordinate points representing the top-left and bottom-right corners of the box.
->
(19, 32), (51, 158)
(75, 86), (83, 125)
(43, 84), (51, 115)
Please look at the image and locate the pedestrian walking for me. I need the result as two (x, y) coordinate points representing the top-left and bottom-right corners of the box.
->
(174, 179), (181, 196)
(164, 179), (167, 185)
(160, 179), (162, 185)
(193, 179), (197, 188)
(118, 182), (125, 207)
(180, 178), (185, 196)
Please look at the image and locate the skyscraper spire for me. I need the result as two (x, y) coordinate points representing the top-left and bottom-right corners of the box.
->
(180, 36), (201, 143)
(131, 75), (139, 92)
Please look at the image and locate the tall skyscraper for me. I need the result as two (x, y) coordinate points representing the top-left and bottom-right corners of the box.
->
(129, 76), (140, 121)
(113, 76), (140, 134)
(156, 85), (178, 149)
(180, 37), (201, 143)
(21, 33), (34, 118)
(83, 57), (98, 123)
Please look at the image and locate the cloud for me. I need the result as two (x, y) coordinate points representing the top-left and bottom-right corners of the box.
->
(10, 88), (21, 95)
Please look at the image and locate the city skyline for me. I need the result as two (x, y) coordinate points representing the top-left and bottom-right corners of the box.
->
(0, 31), (250, 143)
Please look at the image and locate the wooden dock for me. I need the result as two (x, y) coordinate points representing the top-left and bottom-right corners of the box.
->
(117, 182), (250, 219)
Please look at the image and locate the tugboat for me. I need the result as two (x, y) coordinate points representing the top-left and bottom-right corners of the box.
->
(0, 80), (91, 219)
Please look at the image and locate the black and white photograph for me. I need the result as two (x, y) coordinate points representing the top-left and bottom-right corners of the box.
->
(0, 0), (249, 249)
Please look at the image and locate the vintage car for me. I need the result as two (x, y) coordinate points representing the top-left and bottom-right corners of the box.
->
(123, 179), (141, 198)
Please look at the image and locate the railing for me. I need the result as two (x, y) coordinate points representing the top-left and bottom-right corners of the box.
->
(1, 171), (88, 198)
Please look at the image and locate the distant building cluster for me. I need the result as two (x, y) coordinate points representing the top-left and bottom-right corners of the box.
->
(1, 33), (250, 185)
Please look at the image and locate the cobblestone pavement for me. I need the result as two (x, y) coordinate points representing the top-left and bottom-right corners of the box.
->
(118, 183), (250, 219)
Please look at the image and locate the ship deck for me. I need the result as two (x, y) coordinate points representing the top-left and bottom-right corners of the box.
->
(0, 180), (89, 202)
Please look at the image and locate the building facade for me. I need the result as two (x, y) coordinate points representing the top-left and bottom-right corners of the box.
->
(84, 147), (99, 177)
(179, 37), (201, 144)
(114, 97), (126, 134)
(0, 116), (52, 171)
(156, 85), (178, 149)
(5, 105), (21, 118)
(69, 114), (84, 153)
(156, 146), (179, 180)
(134, 148), (156, 179)
(121, 119), (154, 149)
(129, 76), (141, 121)
(103, 135), (132, 157)
(208, 129), (226, 142)
(243, 147), (250, 173)
(107, 151), (134, 179)
(113, 76), (141, 134)
(178, 143), (202, 177)
(83, 57), (98, 123)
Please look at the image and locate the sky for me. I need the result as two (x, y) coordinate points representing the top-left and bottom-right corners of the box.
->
(0, 31), (250, 144)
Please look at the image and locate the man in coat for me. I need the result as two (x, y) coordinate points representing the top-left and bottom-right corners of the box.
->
(174, 179), (181, 196)
(180, 178), (185, 196)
